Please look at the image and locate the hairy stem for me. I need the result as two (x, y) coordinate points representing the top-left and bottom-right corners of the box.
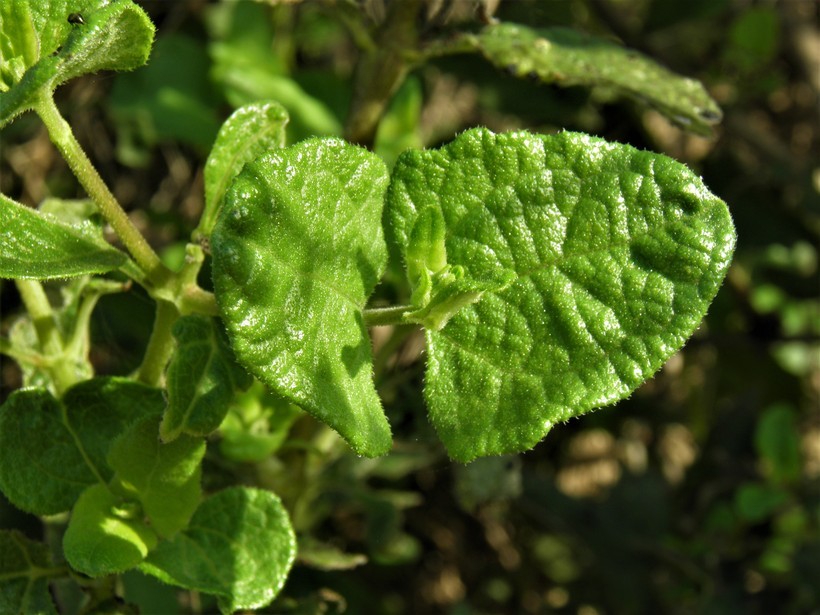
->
(137, 300), (179, 387)
(35, 95), (172, 289)
(363, 304), (414, 327)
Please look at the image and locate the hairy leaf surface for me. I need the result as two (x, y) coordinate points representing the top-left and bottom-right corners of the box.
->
(212, 138), (392, 457)
(469, 23), (722, 136)
(0, 194), (127, 279)
(140, 487), (296, 612)
(0, 0), (154, 127)
(161, 315), (252, 442)
(109, 416), (205, 538)
(0, 378), (163, 514)
(198, 101), (289, 238)
(63, 484), (158, 577)
(386, 128), (735, 461)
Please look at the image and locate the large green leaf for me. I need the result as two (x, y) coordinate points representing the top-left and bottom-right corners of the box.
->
(160, 315), (252, 442)
(63, 484), (158, 577)
(0, 194), (127, 279)
(197, 101), (289, 239)
(0, 378), (163, 514)
(0, 0), (154, 127)
(212, 138), (392, 457)
(385, 128), (735, 461)
(108, 416), (205, 538)
(467, 23), (722, 136)
(0, 530), (59, 615)
(140, 487), (296, 613)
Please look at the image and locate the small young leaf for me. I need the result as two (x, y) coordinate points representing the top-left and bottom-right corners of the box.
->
(108, 416), (205, 538)
(0, 530), (59, 615)
(198, 101), (289, 238)
(469, 23), (722, 136)
(0, 378), (164, 514)
(0, 194), (127, 279)
(0, 0), (155, 127)
(212, 138), (392, 457)
(386, 128), (735, 461)
(63, 484), (158, 577)
(140, 487), (296, 613)
(161, 315), (252, 442)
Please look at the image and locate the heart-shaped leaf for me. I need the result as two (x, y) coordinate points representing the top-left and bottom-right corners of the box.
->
(140, 487), (296, 613)
(212, 138), (392, 457)
(0, 194), (127, 279)
(386, 128), (735, 461)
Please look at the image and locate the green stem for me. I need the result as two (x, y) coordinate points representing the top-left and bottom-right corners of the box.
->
(137, 300), (179, 386)
(35, 95), (172, 289)
(14, 279), (76, 394)
(363, 304), (414, 327)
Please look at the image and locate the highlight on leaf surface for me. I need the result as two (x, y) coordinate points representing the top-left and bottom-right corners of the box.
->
(467, 23), (722, 136)
(211, 137), (392, 457)
(386, 127), (735, 461)
(0, 0), (155, 127)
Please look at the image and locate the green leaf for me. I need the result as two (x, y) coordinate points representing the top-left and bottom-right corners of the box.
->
(218, 383), (301, 463)
(63, 484), (158, 577)
(0, 194), (127, 279)
(0, 0), (154, 127)
(198, 101), (289, 239)
(385, 128), (735, 461)
(755, 404), (801, 484)
(108, 416), (205, 538)
(212, 138), (392, 457)
(297, 537), (367, 571)
(0, 530), (59, 615)
(160, 315), (252, 442)
(0, 378), (164, 514)
(140, 487), (296, 613)
(734, 483), (788, 523)
(468, 23), (722, 136)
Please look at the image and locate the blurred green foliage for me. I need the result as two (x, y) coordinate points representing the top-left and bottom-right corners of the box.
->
(1, 0), (817, 613)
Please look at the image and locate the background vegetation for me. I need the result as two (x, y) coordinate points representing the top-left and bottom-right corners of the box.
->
(1, 0), (817, 613)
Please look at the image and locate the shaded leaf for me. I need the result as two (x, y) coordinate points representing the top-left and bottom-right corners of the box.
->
(140, 487), (296, 613)
(109, 416), (205, 538)
(0, 378), (164, 514)
(468, 23), (722, 136)
(0, 194), (127, 279)
(386, 128), (735, 461)
(212, 138), (392, 457)
(755, 404), (801, 484)
(161, 315), (252, 442)
(0, 530), (59, 615)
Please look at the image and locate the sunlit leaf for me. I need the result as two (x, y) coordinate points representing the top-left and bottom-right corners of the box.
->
(212, 138), (392, 457)
(386, 128), (735, 461)
(468, 23), (722, 135)
(0, 194), (127, 279)
(140, 487), (296, 612)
